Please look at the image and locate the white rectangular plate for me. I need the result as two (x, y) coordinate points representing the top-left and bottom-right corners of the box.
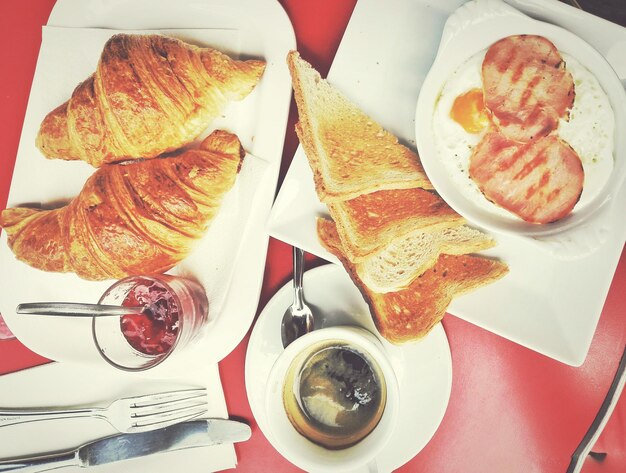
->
(268, 0), (626, 366)
(0, 0), (295, 366)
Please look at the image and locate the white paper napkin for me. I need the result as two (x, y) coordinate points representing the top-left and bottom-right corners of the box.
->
(0, 362), (238, 472)
(171, 152), (270, 317)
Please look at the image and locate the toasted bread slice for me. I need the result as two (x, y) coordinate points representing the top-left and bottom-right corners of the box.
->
(287, 51), (432, 202)
(317, 218), (508, 343)
(357, 224), (496, 293)
(328, 187), (463, 261)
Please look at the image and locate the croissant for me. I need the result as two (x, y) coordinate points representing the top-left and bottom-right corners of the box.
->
(36, 33), (265, 167)
(0, 130), (244, 280)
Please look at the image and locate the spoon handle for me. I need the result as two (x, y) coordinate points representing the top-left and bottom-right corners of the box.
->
(293, 246), (305, 311)
(16, 302), (145, 317)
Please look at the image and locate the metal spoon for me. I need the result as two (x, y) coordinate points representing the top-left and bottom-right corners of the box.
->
(280, 246), (314, 348)
(16, 302), (146, 317)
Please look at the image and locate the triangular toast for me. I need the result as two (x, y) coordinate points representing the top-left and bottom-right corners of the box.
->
(356, 223), (496, 293)
(317, 218), (508, 343)
(327, 187), (463, 261)
(287, 51), (432, 202)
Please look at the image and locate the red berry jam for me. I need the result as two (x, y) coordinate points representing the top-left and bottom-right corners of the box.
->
(120, 278), (180, 356)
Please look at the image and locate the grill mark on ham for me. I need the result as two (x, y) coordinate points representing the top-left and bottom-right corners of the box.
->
(510, 54), (526, 83)
(514, 147), (548, 181)
(495, 48), (514, 74)
(546, 187), (562, 203)
(519, 75), (542, 110)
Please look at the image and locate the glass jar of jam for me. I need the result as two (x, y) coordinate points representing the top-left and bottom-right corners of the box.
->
(93, 275), (208, 371)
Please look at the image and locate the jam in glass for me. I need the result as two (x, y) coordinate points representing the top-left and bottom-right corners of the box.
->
(120, 278), (180, 356)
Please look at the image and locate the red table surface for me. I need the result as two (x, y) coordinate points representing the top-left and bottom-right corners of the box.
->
(1, 1), (625, 472)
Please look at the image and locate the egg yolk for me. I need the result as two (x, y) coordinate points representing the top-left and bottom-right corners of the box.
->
(450, 88), (490, 134)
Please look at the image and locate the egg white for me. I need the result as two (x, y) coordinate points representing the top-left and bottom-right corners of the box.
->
(432, 48), (615, 220)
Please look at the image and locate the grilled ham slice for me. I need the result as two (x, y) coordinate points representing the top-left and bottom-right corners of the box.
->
(482, 34), (575, 143)
(469, 130), (584, 224)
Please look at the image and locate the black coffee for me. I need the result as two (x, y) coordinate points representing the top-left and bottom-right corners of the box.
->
(283, 342), (386, 449)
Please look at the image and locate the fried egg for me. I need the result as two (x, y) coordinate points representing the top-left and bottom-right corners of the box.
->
(432, 48), (614, 219)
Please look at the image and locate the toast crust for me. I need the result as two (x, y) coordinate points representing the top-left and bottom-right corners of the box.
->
(356, 224), (496, 293)
(328, 187), (463, 261)
(288, 51), (432, 202)
(318, 218), (508, 343)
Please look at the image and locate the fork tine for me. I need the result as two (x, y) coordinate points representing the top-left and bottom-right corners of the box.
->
(132, 397), (208, 418)
(130, 388), (207, 407)
(131, 405), (208, 429)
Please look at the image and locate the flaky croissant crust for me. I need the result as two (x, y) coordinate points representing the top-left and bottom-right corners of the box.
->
(1, 130), (245, 280)
(36, 34), (265, 167)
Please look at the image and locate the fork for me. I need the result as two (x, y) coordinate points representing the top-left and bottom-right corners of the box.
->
(0, 388), (208, 433)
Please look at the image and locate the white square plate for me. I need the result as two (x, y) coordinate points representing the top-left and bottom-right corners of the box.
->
(268, 0), (626, 366)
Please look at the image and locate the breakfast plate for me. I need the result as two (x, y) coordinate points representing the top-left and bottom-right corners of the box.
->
(268, 0), (626, 366)
(245, 264), (453, 472)
(0, 0), (295, 366)
(415, 0), (626, 256)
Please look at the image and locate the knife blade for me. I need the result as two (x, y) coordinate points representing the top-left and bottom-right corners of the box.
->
(0, 418), (251, 472)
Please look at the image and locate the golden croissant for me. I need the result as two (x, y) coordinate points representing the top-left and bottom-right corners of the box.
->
(36, 34), (265, 167)
(0, 130), (244, 280)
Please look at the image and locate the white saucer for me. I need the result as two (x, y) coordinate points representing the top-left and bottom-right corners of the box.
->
(245, 263), (452, 472)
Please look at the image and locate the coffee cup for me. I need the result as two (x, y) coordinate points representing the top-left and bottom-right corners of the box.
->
(265, 326), (399, 471)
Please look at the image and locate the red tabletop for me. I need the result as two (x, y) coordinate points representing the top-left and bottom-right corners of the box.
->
(1, 1), (625, 472)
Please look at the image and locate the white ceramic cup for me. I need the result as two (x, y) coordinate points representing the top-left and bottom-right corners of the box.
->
(265, 326), (399, 472)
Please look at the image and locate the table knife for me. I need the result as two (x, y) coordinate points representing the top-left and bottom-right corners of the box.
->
(0, 418), (250, 472)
